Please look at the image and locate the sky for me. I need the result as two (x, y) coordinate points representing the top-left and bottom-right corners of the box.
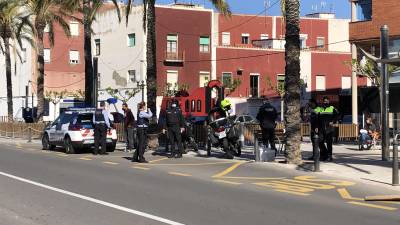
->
(153, 0), (351, 19)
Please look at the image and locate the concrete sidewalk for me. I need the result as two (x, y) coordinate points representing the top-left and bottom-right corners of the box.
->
(270, 142), (400, 191)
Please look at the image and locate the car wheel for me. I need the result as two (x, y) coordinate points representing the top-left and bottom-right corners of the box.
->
(64, 137), (76, 154)
(42, 134), (55, 150)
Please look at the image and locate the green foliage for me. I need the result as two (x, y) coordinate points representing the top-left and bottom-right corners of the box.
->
(161, 82), (190, 97)
(224, 78), (242, 96)
(105, 87), (140, 103)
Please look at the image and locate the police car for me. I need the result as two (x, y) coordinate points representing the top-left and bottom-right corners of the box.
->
(42, 108), (118, 154)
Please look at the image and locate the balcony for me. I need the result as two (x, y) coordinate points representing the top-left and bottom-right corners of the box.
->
(164, 51), (185, 64)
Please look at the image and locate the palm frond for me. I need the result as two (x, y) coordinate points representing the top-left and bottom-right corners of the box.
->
(125, 0), (134, 26)
(209, 0), (231, 16)
(110, 0), (122, 23)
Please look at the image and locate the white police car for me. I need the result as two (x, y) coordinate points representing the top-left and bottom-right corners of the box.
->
(42, 108), (118, 154)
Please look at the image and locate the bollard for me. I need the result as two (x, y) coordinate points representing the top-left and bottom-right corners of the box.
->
(254, 131), (260, 162)
(313, 134), (321, 172)
(28, 127), (32, 143)
(393, 136), (399, 186)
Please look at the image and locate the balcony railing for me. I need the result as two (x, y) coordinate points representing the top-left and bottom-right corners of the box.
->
(165, 51), (185, 63)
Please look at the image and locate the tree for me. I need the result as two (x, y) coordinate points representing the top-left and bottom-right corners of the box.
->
(0, 0), (32, 121)
(25, 0), (75, 121)
(282, 0), (302, 164)
(125, 0), (231, 119)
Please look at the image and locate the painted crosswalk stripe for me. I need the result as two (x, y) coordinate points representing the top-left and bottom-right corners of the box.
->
(103, 161), (119, 165)
(79, 157), (92, 161)
(214, 180), (242, 185)
(133, 166), (150, 170)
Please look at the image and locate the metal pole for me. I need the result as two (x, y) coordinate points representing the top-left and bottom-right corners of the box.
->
(393, 134), (399, 186)
(380, 25), (390, 161)
(254, 131), (260, 162)
(141, 81), (145, 102)
(28, 127), (32, 143)
(93, 57), (98, 107)
(25, 85), (29, 108)
(313, 134), (321, 172)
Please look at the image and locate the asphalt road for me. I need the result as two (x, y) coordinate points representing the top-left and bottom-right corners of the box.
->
(0, 139), (399, 225)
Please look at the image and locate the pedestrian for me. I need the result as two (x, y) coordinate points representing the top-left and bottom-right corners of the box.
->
(315, 96), (339, 161)
(122, 102), (135, 153)
(306, 99), (319, 160)
(92, 101), (111, 155)
(256, 98), (278, 151)
(163, 99), (185, 158)
(133, 102), (153, 163)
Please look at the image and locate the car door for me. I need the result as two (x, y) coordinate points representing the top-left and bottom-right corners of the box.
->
(47, 117), (60, 143)
(57, 112), (74, 143)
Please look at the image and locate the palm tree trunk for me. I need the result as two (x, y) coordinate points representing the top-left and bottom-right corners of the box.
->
(84, 21), (94, 107)
(284, 0), (302, 164)
(4, 37), (13, 122)
(36, 29), (45, 121)
(146, 0), (157, 119)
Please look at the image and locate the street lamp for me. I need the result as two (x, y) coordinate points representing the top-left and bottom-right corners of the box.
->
(136, 80), (146, 102)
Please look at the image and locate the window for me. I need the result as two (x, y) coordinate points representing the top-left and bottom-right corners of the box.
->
(317, 37), (325, 49)
(21, 48), (27, 63)
(316, 75), (326, 91)
(95, 39), (101, 56)
(222, 32), (230, 46)
(185, 100), (190, 112)
(127, 33), (136, 47)
(97, 73), (101, 89)
(167, 34), (178, 53)
(197, 100), (202, 112)
(260, 34), (269, 40)
(128, 70), (136, 82)
(70, 22), (79, 36)
(277, 74), (285, 92)
(222, 72), (232, 86)
(250, 74), (259, 98)
(300, 34), (308, 49)
(199, 72), (210, 87)
(241, 33), (250, 44)
(191, 100), (195, 112)
(44, 49), (51, 63)
(69, 50), (79, 64)
(341, 76), (351, 90)
(167, 70), (178, 87)
(356, 0), (372, 21)
(199, 36), (210, 53)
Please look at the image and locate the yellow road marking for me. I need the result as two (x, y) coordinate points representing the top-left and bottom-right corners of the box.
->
(295, 176), (355, 186)
(222, 176), (286, 180)
(79, 157), (92, 161)
(212, 161), (246, 178)
(254, 181), (314, 195)
(16, 143), (22, 147)
(214, 180), (242, 185)
(337, 188), (363, 201)
(145, 162), (233, 166)
(380, 201), (400, 205)
(132, 166), (150, 170)
(103, 161), (119, 165)
(57, 153), (68, 157)
(347, 201), (398, 211)
(168, 172), (192, 177)
(149, 157), (169, 164)
(275, 189), (311, 196)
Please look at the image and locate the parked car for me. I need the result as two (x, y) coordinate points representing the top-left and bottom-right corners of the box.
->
(42, 108), (118, 154)
(234, 115), (256, 124)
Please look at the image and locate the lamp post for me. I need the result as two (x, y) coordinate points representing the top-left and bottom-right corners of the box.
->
(137, 80), (146, 102)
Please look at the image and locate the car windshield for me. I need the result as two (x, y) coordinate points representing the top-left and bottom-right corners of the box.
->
(60, 113), (76, 125)
(74, 113), (94, 129)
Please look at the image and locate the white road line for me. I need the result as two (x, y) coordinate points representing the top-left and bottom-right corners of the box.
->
(0, 171), (185, 225)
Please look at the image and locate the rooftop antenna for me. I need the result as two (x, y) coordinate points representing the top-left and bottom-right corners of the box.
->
(320, 1), (327, 12)
(329, 3), (335, 14)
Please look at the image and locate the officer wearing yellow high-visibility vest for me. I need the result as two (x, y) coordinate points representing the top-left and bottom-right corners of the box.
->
(314, 96), (339, 162)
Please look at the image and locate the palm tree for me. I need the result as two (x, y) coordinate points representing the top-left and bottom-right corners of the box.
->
(0, 0), (32, 121)
(282, 0), (302, 164)
(125, 0), (231, 118)
(68, 0), (121, 107)
(25, 0), (74, 121)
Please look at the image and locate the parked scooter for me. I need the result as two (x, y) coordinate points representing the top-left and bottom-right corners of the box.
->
(182, 116), (199, 153)
(206, 115), (241, 159)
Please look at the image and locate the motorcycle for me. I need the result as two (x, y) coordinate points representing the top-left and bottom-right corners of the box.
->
(206, 115), (241, 159)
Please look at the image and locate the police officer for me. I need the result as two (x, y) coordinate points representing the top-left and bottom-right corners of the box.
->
(133, 102), (152, 163)
(93, 101), (111, 155)
(256, 98), (278, 150)
(315, 96), (339, 161)
(163, 99), (185, 158)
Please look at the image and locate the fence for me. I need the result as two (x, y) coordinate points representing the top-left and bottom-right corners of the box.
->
(0, 122), (46, 139)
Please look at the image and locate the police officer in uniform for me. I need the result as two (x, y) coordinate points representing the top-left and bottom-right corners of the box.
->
(315, 96), (339, 161)
(93, 101), (111, 155)
(133, 102), (153, 163)
(256, 98), (278, 150)
(163, 99), (185, 158)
